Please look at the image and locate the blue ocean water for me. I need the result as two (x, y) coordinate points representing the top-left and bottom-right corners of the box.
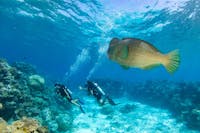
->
(0, 0), (200, 132)
(1, 0), (200, 83)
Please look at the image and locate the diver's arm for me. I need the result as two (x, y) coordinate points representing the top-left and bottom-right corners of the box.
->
(79, 86), (87, 90)
(71, 99), (81, 107)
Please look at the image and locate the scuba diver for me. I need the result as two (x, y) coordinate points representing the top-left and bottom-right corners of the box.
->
(80, 80), (118, 106)
(55, 83), (85, 113)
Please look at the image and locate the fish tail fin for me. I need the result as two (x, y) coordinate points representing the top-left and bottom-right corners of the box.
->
(163, 49), (180, 74)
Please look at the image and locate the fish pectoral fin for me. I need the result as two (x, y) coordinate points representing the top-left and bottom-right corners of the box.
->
(121, 65), (130, 70)
(142, 64), (161, 70)
(119, 45), (129, 59)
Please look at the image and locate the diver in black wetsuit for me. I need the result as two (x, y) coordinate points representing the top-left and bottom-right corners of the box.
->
(55, 83), (85, 113)
(80, 80), (118, 106)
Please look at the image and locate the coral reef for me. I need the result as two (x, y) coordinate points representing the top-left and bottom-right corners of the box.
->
(11, 62), (37, 76)
(28, 75), (45, 91)
(124, 80), (200, 130)
(0, 59), (49, 122)
(40, 107), (74, 132)
(0, 59), (75, 132)
(0, 59), (48, 120)
(56, 113), (73, 132)
(0, 117), (48, 133)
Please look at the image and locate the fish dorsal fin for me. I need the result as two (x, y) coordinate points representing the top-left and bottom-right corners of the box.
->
(119, 45), (129, 59)
(122, 37), (135, 40)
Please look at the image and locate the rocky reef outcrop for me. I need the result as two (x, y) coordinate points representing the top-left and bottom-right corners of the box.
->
(0, 117), (49, 133)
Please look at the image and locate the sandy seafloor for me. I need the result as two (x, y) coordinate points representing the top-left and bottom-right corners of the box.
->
(69, 97), (198, 133)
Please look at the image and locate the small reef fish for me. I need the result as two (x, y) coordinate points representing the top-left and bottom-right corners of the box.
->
(107, 38), (180, 74)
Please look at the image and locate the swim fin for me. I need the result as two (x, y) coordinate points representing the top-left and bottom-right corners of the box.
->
(107, 96), (119, 105)
(79, 106), (85, 113)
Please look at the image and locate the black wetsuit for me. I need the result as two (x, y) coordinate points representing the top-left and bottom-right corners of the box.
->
(55, 83), (85, 113)
(86, 81), (118, 106)
(87, 81), (102, 100)
(55, 84), (73, 102)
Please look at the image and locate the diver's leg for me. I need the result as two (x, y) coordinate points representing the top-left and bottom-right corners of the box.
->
(71, 99), (81, 107)
(99, 96), (107, 105)
(71, 99), (85, 113)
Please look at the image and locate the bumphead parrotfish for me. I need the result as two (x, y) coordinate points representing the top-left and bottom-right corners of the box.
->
(107, 38), (180, 74)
